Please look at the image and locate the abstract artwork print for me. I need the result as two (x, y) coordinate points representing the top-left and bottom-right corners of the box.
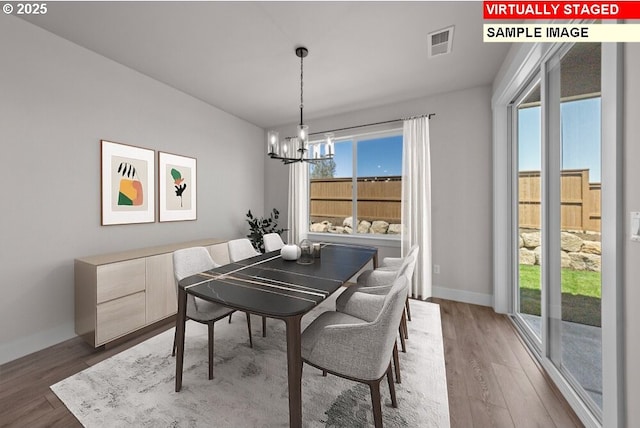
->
(101, 140), (155, 225)
(117, 162), (143, 206)
(159, 152), (197, 222)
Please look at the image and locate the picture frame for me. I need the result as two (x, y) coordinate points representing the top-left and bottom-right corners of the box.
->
(101, 140), (155, 225)
(159, 152), (197, 222)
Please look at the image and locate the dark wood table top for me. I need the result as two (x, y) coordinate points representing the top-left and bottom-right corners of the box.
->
(178, 243), (378, 318)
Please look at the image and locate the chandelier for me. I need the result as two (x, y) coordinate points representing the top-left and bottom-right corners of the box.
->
(267, 47), (335, 164)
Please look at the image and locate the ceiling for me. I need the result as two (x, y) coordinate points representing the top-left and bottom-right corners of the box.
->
(21, 2), (512, 129)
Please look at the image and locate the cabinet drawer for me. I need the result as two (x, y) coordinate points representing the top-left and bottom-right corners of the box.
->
(96, 259), (146, 303)
(96, 291), (146, 345)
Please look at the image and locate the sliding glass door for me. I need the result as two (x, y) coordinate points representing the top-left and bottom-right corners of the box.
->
(512, 42), (603, 420)
(515, 79), (543, 343)
(548, 43), (602, 414)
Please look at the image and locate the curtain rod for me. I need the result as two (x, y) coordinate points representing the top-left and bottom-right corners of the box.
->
(307, 113), (435, 137)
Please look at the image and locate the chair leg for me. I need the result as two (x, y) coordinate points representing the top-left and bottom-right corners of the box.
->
(208, 323), (214, 380)
(369, 380), (384, 428)
(172, 327), (177, 357)
(262, 316), (267, 337)
(245, 312), (253, 348)
(386, 363), (398, 408)
(228, 313), (232, 323)
(398, 325), (406, 353)
(405, 296), (412, 322)
(401, 310), (409, 340)
(393, 341), (401, 384)
(322, 370), (327, 377)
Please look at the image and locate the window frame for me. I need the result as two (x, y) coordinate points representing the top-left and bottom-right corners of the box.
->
(307, 127), (403, 245)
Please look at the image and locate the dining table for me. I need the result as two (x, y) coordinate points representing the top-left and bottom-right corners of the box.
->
(174, 242), (378, 428)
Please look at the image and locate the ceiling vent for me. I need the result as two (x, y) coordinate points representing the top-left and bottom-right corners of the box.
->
(428, 26), (454, 58)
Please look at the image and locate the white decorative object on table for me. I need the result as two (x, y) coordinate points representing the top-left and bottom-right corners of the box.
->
(280, 244), (301, 261)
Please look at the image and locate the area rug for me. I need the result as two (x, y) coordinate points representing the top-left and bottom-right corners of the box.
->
(51, 291), (449, 427)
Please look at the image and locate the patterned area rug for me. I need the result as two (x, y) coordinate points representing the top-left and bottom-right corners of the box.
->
(51, 291), (449, 427)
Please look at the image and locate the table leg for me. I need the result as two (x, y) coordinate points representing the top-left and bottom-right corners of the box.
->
(175, 287), (187, 392)
(284, 315), (303, 428)
(373, 250), (379, 269)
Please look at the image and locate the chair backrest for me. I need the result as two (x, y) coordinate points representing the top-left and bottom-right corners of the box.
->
(172, 247), (218, 282)
(401, 245), (420, 282)
(263, 233), (285, 253)
(228, 238), (260, 262)
(361, 274), (411, 379)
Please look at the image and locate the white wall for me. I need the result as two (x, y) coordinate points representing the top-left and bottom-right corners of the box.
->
(0, 15), (265, 364)
(624, 42), (640, 428)
(264, 85), (494, 306)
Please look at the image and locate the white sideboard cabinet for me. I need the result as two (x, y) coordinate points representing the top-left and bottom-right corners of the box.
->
(75, 238), (228, 347)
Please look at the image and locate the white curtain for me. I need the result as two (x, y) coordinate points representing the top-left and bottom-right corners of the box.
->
(402, 117), (432, 300)
(287, 161), (309, 245)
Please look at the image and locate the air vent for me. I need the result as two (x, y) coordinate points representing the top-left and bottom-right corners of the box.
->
(428, 26), (454, 58)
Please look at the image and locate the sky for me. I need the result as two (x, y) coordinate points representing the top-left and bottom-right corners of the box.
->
(332, 135), (403, 178)
(518, 97), (601, 182)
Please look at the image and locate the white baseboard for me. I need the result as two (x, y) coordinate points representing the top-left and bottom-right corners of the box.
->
(0, 322), (74, 366)
(431, 285), (493, 307)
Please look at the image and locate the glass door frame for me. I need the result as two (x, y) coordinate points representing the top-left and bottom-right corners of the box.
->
(510, 74), (545, 351)
(492, 39), (623, 428)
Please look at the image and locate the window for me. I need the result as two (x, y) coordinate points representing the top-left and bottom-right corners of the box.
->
(308, 130), (403, 236)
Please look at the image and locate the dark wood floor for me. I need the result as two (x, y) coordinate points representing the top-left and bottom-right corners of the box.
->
(0, 299), (583, 428)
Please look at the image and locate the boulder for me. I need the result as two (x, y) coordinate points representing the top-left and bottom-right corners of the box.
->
(370, 220), (389, 234)
(343, 217), (359, 228)
(533, 247), (571, 268)
(310, 221), (330, 233)
(568, 252), (601, 272)
(533, 246), (541, 265)
(388, 224), (402, 235)
(519, 248), (536, 265)
(343, 226), (353, 234)
(328, 226), (345, 234)
(519, 236), (524, 248)
(561, 232), (583, 252)
(521, 232), (541, 248)
(581, 240), (601, 255)
(357, 220), (371, 234)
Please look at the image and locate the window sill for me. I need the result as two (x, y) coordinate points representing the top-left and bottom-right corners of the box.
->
(307, 232), (401, 248)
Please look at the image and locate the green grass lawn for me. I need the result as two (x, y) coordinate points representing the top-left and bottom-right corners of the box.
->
(519, 265), (601, 297)
(519, 265), (601, 327)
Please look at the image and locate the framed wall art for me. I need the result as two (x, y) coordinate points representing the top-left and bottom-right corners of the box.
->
(101, 140), (155, 225)
(159, 152), (197, 222)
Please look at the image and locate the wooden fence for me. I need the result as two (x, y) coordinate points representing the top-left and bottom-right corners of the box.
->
(310, 176), (401, 225)
(519, 169), (601, 232)
(311, 169), (601, 233)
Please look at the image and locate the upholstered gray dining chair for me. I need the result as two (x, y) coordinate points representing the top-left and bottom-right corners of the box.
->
(301, 274), (410, 428)
(228, 238), (260, 262)
(335, 245), (419, 382)
(172, 247), (253, 380)
(263, 232), (285, 253)
(227, 238), (267, 337)
(375, 244), (420, 322)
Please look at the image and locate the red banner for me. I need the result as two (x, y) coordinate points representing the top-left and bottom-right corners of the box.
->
(484, 1), (640, 19)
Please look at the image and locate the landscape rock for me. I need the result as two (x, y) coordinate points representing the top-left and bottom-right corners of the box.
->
(370, 220), (389, 234)
(522, 232), (541, 248)
(581, 240), (601, 255)
(343, 217), (359, 228)
(520, 248), (536, 265)
(568, 252), (601, 272)
(310, 221), (331, 233)
(388, 224), (402, 235)
(357, 220), (371, 234)
(561, 232), (583, 252)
